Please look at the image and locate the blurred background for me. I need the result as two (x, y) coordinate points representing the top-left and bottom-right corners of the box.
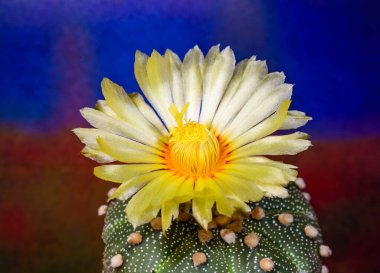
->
(0, 0), (379, 272)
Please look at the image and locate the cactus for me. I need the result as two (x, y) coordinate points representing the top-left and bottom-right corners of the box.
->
(101, 182), (325, 273)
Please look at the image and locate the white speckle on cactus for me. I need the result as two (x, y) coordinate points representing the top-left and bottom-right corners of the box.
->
(244, 232), (259, 249)
(304, 225), (319, 238)
(251, 207), (265, 220)
(295, 177), (306, 189)
(192, 252), (207, 267)
(303, 192), (311, 201)
(98, 204), (107, 216)
(220, 228), (236, 244)
(259, 257), (274, 271)
(107, 187), (117, 198)
(321, 265), (329, 273)
(319, 245), (332, 257)
(278, 213), (294, 226)
(110, 254), (123, 268)
(127, 232), (142, 245)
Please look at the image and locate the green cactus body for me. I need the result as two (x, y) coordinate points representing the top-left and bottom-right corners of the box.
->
(102, 183), (323, 273)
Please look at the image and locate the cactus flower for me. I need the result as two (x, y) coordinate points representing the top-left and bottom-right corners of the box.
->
(73, 45), (312, 233)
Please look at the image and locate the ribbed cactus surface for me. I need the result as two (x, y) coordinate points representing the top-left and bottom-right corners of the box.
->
(102, 183), (323, 273)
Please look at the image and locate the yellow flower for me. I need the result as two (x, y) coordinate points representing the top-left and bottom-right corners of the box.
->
(73, 45), (312, 232)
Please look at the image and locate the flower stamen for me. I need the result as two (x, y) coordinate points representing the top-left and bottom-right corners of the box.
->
(168, 103), (221, 177)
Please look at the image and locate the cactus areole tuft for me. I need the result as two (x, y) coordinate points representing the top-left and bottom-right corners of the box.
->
(74, 46), (330, 272)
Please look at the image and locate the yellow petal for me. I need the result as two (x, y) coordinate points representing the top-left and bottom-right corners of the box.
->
(161, 200), (179, 233)
(230, 99), (291, 149)
(101, 78), (160, 136)
(192, 197), (214, 230)
(225, 82), (292, 139)
(182, 45), (204, 121)
(257, 185), (289, 198)
(79, 107), (162, 148)
(109, 171), (164, 201)
(94, 100), (118, 118)
(230, 132), (311, 160)
(151, 175), (186, 207)
(134, 50), (176, 129)
(199, 46), (235, 127)
(164, 49), (184, 111)
(129, 92), (168, 136)
(214, 173), (264, 202)
(80, 146), (115, 163)
(94, 164), (164, 183)
(173, 178), (194, 203)
(97, 134), (165, 164)
(232, 156), (298, 182)
(126, 172), (171, 227)
(222, 162), (289, 186)
(280, 110), (312, 130)
(212, 58), (268, 133)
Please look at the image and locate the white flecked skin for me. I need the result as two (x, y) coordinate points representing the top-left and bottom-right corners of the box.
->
(101, 183), (326, 273)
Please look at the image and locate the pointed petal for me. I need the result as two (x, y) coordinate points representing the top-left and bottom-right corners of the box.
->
(230, 99), (291, 148)
(80, 107), (163, 148)
(94, 100), (118, 118)
(212, 58), (268, 133)
(173, 178), (194, 203)
(230, 132), (311, 160)
(280, 110), (312, 130)
(97, 134), (165, 164)
(109, 171), (165, 200)
(214, 173), (264, 202)
(225, 81), (293, 139)
(161, 200), (179, 233)
(94, 164), (165, 183)
(199, 46), (235, 127)
(134, 50), (176, 129)
(192, 197), (214, 230)
(257, 185), (289, 198)
(101, 78), (159, 136)
(126, 172), (172, 227)
(232, 156), (298, 182)
(181, 45), (204, 121)
(164, 49), (184, 110)
(80, 146), (115, 163)
(128, 92), (168, 135)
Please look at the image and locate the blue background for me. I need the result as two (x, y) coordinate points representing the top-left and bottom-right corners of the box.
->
(0, 1), (379, 272)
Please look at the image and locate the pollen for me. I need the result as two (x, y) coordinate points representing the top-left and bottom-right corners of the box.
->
(168, 103), (222, 177)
